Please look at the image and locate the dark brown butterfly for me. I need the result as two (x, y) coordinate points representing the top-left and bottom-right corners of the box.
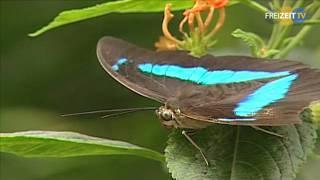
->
(97, 36), (320, 129)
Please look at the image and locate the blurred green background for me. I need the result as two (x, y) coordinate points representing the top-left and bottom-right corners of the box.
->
(0, 1), (319, 180)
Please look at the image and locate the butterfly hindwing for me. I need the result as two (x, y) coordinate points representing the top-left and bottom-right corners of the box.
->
(97, 36), (320, 126)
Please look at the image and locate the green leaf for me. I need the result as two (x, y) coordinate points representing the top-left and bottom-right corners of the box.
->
(296, 155), (320, 180)
(165, 110), (317, 180)
(310, 101), (320, 126)
(315, 130), (320, 157)
(0, 131), (165, 162)
(29, 0), (193, 37)
(30, 0), (241, 37)
(263, 49), (280, 58)
(237, 0), (269, 13)
(232, 28), (266, 57)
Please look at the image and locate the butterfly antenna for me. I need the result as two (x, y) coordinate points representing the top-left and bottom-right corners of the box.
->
(61, 107), (157, 117)
(100, 109), (152, 118)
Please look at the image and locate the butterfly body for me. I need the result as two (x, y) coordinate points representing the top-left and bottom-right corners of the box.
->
(97, 36), (320, 129)
(155, 105), (212, 129)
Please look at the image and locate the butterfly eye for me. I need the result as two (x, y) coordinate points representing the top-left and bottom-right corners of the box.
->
(161, 111), (173, 121)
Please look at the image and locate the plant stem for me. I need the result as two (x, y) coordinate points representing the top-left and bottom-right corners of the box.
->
(282, 0), (291, 8)
(274, 8), (320, 58)
(292, 0), (304, 9)
(239, 0), (269, 13)
(305, 1), (320, 13)
(294, 19), (320, 25)
(267, 24), (280, 48)
(270, 25), (290, 50)
(273, 0), (280, 9)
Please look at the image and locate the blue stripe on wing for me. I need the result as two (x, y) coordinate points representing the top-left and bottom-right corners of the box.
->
(112, 58), (128, 71)
(137, 63), (290, 85)
(234, 74), (298, 117)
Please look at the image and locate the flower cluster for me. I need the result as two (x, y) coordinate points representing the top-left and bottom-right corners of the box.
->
(155, 0), (228, 56)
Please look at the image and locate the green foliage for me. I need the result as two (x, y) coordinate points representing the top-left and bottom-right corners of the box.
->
(29, 0), (242, 37)
(232, 29), (266, 57)
(293, 20), (320, 25)
(232, 28), (282, 58)
(232, 2), (320, 59)
(165, 113), (317, 180)
(237, 0), (268, 13)
(29, 0), (193, 37)
(0, 131), (165, 162)
(316, 128), (320, 157)
(179, 30), (217, 58)
(310, 101), (320, 127)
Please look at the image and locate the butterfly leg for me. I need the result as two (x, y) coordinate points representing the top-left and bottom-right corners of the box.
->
(183, 129), (198, 136)
(182, 130), (209, 166)
(250, 126), (285, 138)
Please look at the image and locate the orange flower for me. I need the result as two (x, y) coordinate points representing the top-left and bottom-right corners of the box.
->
(183, 0), (210, 16)
(155, 0), (227, 55)
(207, 0), (228, 8)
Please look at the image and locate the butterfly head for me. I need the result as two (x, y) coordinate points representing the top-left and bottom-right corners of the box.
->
(155, 106), (182, 129)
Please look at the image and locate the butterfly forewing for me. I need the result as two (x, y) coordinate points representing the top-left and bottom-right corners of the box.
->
(97, 37), (170, 102)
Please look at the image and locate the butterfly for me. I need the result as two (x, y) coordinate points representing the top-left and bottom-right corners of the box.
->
(97, 36), (320, 129)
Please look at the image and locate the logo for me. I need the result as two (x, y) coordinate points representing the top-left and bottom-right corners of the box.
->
(265, 7), (306, 25)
